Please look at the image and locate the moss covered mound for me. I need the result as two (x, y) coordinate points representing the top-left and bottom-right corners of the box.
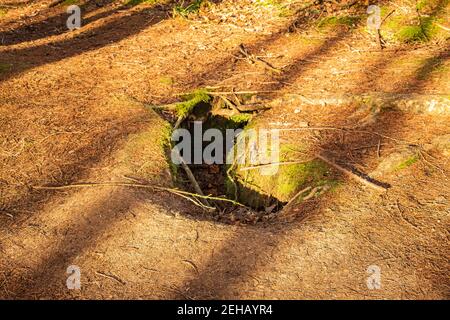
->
(226, 127), (335, 209)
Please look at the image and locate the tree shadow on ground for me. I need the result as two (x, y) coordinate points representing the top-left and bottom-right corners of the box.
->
(0, 1), (175, 81)
(5, 40), (446, 301)
(0, 1), (447, 298)
(1, 188), (142, 298)
(0, 0), (326, 224)
(0, 0), (121, 45)
(0, 4), (360, 296)
(168, 45), (449, 299)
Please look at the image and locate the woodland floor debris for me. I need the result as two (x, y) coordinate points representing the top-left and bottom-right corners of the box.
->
(0, 0), (448, 299)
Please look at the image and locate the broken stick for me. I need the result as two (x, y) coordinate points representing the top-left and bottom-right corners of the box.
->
(238, 44), (282, 74)
(316, 153), (390, 192)
(172, 148), (214, 209)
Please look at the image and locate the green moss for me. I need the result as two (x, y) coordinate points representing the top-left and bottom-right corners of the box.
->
(175, 88), (211, 118)
(376, 0), (448, 44)
(416, 0), (429, 10)
(390, 0), (446, 44)
(126, 0), (160, 6)
(396, 16), (438, 42)
(295, 36), (323, 46)
(415, 56), (448, 80)
(0, 63), (11, 73)
(383, 14), (403, 31)
(318, 15), (361, 29)
(205, 113), (251, 134)
(274, 160), (329, 200)
(159, 76), (174, 86)
(0, 8), (8, 17)
(256, 0), (293, 17)
(240, 93), (256, 102)
(159, 121), (173, 149)
(111, 96), (174, 182)
(230, 142), (332, 207)
(161, 123), (179, 179)
(229, 113), (252, 124)
(321, 179), (342, 193)
(396, 154), (419, 170)
(224, 175), (237, 197)
(63, 0), (80, 5)
(173, 0), (206, 17)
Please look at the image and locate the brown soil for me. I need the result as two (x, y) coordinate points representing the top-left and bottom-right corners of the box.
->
(0, 0), (449, 299)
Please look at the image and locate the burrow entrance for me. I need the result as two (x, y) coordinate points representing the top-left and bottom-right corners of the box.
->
(159, 91), (333, 224)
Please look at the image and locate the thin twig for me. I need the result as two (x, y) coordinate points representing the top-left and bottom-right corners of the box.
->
(207, 90), (277, 96)
(173, 116), (184, 131)
(170, 189), (216, 210)
(182, 259), (199, 275)
(281, 186), (312, 213)
(418, 149), (447, 177)
(434, 22), (450, 31)
(377, 139), (382, 158)
(95, 271), (126, 285)
(316, 153), (390, 192)
(219, 95), (241, 113)
(238, 44), (282, 74)
(232, 88), (242, 109)
(172, 148), (213, 208)
(275, 126), (414, 145)
(239, 159), (315, 171)
(377, 9), (395, 50)
(31, 182), (246, 207)
(381, 9), (396, 27)
(0, 211), (14, 219)
(49, 0), (65, 8)
(302, 186), (323, 201)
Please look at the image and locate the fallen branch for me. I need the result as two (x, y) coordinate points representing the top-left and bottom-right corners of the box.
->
(49, 0), (65, 8)
(280, 186), (312, 214)
(0, 4), (16, 9)
(146, 103), (178, 110)
(95, 271), (126, 285)
(239, 159), (315, 171)
(173, 116), (185, 131)
(168, 188), (216, 211)
(236, 104), (271, 112)
(238, 44), (282, 74)
(302, 186), (325, 201)
(219, 95), (241, 114)
(32, 182), (246, 207)
(175, 149), (213, 209)
(278, 185), (329, 215)
(434, 22), (450, 32)
(377, 9), (396, 50)
(316, 153), (390, 192)
(415, 1), (429, 41)
(204, 90), (277, 96)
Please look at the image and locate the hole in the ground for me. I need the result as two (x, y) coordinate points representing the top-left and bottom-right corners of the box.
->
(185, 113), (284, 220)
(161, 92), (333, 224)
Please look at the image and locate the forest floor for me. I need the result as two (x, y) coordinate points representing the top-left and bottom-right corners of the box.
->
(0, 0), (449, 299)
